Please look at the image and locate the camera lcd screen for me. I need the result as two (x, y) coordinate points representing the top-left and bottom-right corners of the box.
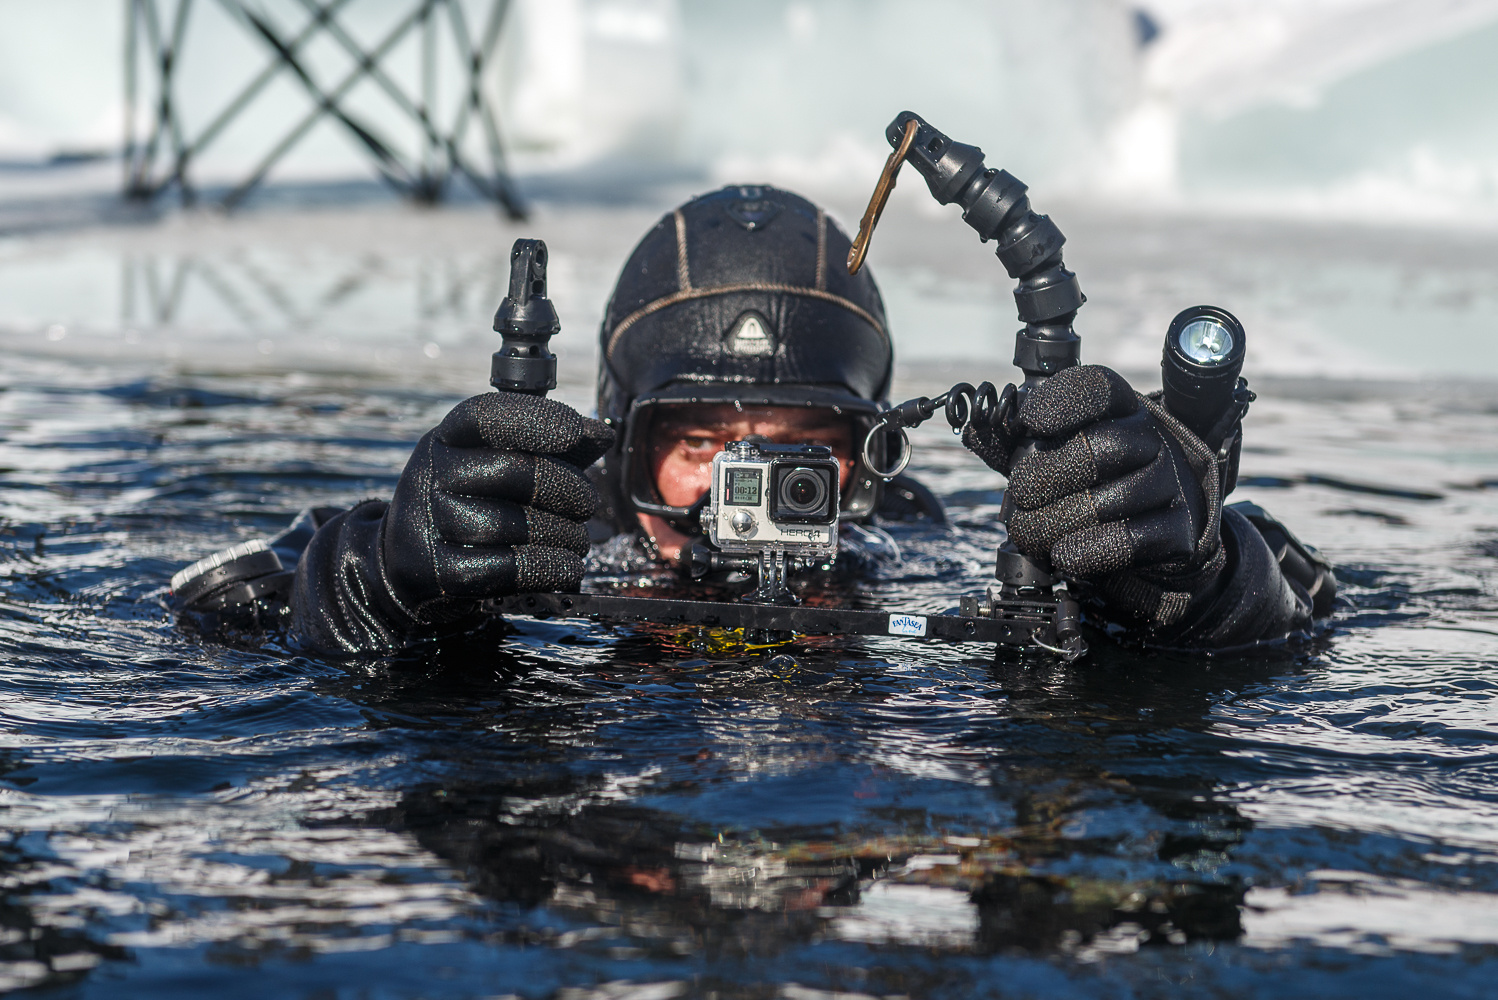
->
(726, 468), (762, 506)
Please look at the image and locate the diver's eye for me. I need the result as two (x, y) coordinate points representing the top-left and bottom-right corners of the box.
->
(682, 436), (717, 453)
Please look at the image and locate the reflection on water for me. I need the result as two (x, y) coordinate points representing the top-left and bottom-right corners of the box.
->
(115, 249), (506, 344)
(0, 347), (1495, 997)
(0, 205), (648, 375)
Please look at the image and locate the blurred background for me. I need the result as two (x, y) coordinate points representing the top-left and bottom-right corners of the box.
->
(4, 0), (1498, 385)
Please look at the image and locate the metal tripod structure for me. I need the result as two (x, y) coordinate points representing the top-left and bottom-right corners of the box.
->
(123, 0), (525, 216)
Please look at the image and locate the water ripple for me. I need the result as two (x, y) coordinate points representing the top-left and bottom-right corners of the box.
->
(0, 362), (1494, 995)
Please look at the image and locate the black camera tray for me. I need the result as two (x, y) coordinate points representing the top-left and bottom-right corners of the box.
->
(493, 591), (1064, 650)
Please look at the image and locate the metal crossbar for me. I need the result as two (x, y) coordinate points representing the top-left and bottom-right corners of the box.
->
(123, 0), (524, 216)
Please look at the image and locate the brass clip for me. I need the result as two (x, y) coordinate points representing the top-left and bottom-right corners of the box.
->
(846, 116), (919, 275)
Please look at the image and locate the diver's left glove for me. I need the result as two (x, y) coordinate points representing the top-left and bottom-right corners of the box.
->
(290, 392), (614, 653)
(990, 365), (1224, 626)
(962, 365), (1312, 646)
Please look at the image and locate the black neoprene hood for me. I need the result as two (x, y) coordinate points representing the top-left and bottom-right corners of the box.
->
(597, 184), (893, 424)
(593, 184), (896, 527)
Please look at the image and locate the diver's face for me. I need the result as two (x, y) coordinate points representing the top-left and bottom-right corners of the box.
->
(640, 404), (855, 560)
(649, 404), (856, 507)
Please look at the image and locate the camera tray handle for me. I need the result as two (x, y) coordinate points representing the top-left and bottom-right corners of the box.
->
(491, 239), (560, 396)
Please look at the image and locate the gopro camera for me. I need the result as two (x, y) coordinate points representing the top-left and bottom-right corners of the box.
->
(705, 440), (840, 562)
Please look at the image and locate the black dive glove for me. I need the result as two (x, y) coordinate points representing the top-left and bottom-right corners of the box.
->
(290, 392), (614, 652)
(964, 365), (1228, 630)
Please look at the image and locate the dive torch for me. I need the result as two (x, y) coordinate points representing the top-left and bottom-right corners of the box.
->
(1161, 305), (1254, 491)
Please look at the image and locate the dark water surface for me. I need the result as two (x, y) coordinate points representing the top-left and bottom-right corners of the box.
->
(2, 351), (1498, 999)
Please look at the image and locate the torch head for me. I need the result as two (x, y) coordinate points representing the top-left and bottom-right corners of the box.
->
(1161, 305), (1247, 450)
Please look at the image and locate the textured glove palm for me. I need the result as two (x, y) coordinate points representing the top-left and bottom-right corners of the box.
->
(963, 365), (1225, 626)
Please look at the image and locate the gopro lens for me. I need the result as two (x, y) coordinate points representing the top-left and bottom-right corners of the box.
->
(780, 468), (828, 514)
(773, 466), (832, 524)
(789, 476), (818, 507)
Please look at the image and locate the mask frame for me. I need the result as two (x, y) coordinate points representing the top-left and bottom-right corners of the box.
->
(616, 383), (887, 528)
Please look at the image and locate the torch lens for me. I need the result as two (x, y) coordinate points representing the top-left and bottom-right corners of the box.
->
(1178, 319), (1235, 365)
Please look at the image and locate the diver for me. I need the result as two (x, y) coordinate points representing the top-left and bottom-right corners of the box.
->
(171, 183), (1334, 655)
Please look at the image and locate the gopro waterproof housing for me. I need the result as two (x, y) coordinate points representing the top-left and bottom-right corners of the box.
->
(705, 441), (840, 561)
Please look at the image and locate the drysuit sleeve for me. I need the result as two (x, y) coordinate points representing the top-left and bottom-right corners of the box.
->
(1144, 502), (1334, 649)
(1233, 500), (1337, 619)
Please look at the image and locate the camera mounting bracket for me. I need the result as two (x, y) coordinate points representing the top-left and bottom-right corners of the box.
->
(746, 549), (798, 605)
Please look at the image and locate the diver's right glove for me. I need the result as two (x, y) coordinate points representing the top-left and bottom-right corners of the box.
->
(290, 392), (613, 653)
